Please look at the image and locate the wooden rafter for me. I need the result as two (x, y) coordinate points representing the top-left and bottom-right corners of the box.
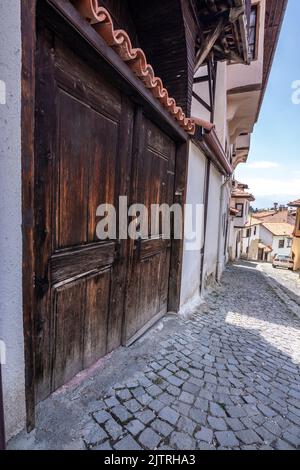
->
(195, 17), (225, 72)
(194, 1), (250, 70)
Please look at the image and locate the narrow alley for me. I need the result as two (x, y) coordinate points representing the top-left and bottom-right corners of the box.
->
(10, 263), (300, 451)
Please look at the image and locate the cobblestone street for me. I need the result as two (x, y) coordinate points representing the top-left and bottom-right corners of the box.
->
(10, 262), (300, 450)
(259, 262), (300, 305)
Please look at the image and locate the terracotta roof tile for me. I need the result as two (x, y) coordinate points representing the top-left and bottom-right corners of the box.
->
(231, 189), (255, 201)
(262, 223), (294, 236)
(191, 116), (215, 132)
(229, 207), (239, 216)
(245, 217), (262, 227)
(73, 0), (195, 134)
(254, 210), (276, 218)
(288, 199), (300, 208)
(258, 243), (272, 252)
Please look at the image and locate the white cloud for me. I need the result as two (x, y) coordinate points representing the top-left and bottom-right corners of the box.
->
(244, 177), (300, 197)
(247, 161), (280, 169)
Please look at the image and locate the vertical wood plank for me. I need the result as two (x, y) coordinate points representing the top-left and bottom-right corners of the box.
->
(122, 107), (144, 344)
(34, 23), (58, 402)
(21, 0), (37, 431)
(168, 141), (190, 312)
(107, 96), (134, 352)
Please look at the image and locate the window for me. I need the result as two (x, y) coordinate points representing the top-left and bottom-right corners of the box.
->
(246, 228), (251, 238)
(235, 203), (244, 218)
(287, 238), (292, 248)
(249, 5), (258, 61)
(254, 226), (257, 236)
(278, 239), (285, 249)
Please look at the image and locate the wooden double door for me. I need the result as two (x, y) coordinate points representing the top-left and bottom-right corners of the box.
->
(34, 27), (176, 401)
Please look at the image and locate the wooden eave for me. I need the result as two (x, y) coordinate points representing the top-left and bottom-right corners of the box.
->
(231, 192), (255, 202)
(288, 200), (300, 208)
(42, 0), (191, 141)
(256, 0), (288, 121)
(195, 0), (251, 70)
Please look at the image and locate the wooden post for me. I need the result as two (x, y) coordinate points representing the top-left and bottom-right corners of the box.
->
(168, 141), (190, 312)
(21, 0), (37, 431)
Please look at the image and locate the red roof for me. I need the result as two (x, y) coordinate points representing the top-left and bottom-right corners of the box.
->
(229, 207), (239, 216)
(73, 0), (195, 134)
(262, 223), (294, 237)
(231, 189), (255, 202)
(288, 199), (300, 208)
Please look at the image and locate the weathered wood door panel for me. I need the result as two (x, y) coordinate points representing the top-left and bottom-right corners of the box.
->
(124, 116), (176, 344)
(35, 24), (177, 400)
(34, 29), (132, 401)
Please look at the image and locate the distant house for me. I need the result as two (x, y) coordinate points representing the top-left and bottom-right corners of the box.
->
(253, 207), (296, 225)
(228, 182), (255, 261)
(260, 223), (293, 261)
(241, 217), (271, 261)
(243, 221), (294, 262)
(288, 199), (300, 271)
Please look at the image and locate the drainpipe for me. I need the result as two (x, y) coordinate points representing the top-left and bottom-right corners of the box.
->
(216, 177), (230, 281)
(199, 159), (211, 294)
(0, 365), (5, 450)
(247, 212), (252, 261)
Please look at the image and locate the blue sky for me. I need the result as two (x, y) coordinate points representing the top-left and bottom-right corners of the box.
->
(236, 0), (300, 209)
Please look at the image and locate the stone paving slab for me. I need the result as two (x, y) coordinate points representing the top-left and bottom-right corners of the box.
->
(9, 263), (300, 450)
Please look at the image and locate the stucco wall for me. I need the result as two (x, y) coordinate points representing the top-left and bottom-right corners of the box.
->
(214, 62), (227, 148)
(228, 218), (236, 261)
(259, 225), (273, 250)
(203, 165), (221, 289)
(216, 180), (230, 279)
(0, 0), (26, 440)
(232, 198), (249, 228)
(180, 143), (207, 307)
(242, 224), (261, 259)
(227, 0), (266, 90)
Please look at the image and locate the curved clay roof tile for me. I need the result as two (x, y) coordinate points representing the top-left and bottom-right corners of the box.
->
(72, 0), (195, 134)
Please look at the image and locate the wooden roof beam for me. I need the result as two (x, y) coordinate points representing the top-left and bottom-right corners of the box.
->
(195, 6), (245, 72)
(195, 17), (225, 72)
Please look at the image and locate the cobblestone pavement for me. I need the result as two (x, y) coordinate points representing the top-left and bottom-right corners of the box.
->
(259, 262), (300, 304)
(10, 262), (300, 450)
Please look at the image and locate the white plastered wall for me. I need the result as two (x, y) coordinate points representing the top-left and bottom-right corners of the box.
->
(0, 0), (26, 440)
(180, 143), (207, 308)
(202, 165), (222, 289)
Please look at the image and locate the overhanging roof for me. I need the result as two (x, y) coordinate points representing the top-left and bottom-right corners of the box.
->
(288, 199), (300, 208)
(256, 0), (288, 120)
(72, 0), (196, 134)
(195, 0), (251, 68)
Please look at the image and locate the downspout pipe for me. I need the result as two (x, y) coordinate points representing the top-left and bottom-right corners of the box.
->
(200, 159), (211, 294)
(0, 365), (5, 450)
(216, 177), (231, 281)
